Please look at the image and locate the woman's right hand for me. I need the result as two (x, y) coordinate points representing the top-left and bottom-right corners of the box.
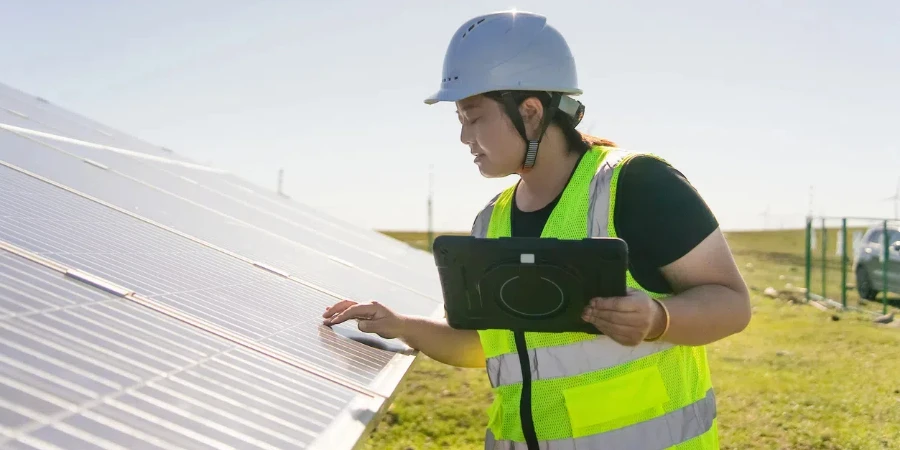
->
(322, 299), (407, 340)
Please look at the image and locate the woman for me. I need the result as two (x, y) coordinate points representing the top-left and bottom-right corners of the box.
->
(323, 10), (751, 450)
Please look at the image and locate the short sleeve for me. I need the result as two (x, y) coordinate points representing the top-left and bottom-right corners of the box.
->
(613, 155), (719, 269)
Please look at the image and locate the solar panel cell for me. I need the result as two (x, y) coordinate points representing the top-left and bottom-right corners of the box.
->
(57, 414), (173, 450)
(2, 440), (45, 450)
(0, 406), (32, 430)
(0, 382), (63, 417)
(27, 425), (116, 450)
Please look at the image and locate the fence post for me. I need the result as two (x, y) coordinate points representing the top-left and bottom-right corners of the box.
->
(841, 218), (848, 309)
(804, 216), (812, 302)
(821, 217), (827, 300)
(883, 220), (890, 315)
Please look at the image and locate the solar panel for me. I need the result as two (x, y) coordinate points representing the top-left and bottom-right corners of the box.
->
(0, 162), (416, 390)
(162, 168), (440, 270)
(0, 84), (192, 160)
(0, 249), (374, 449)
(1, 107), (59, 137)
(1, 127), (442, 299)
(0, 84), (434, 262)
(0, 82), (443, 448)
(0, 131), (440, 314)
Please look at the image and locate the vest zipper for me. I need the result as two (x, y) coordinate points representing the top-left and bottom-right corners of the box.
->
(514, 331), (539, 450)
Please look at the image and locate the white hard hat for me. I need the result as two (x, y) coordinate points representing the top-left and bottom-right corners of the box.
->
(424, 10), (582, 105)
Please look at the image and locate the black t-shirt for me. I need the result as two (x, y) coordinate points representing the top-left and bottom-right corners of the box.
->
(509, 154), (719, 294)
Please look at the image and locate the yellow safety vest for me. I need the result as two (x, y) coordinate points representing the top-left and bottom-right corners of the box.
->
(470, 146), (719, 450)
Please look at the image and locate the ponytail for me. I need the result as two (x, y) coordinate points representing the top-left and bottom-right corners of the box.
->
(553, 108), (617, 154)
(581, 133), (617, 148)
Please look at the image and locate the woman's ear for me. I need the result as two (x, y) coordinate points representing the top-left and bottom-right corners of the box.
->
(518, 97), (545, 140)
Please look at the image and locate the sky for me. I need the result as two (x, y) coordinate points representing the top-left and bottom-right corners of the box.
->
(1, 0), (898, 233)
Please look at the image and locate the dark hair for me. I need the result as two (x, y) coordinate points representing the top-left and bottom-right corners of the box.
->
(483, 90), (616, 153)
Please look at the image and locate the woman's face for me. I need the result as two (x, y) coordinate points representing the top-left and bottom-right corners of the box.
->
(456, 95), (528, 178)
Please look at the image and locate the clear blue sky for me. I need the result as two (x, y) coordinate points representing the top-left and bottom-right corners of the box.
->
(2, 0), (898, 232)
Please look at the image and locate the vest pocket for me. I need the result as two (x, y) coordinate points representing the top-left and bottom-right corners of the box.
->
(562, 366), (670, 437)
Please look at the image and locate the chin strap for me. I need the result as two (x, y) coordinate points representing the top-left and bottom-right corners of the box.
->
(499, 92), (585, 172)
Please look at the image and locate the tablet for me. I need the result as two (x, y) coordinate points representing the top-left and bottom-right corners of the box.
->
(432, 235), (628, 334)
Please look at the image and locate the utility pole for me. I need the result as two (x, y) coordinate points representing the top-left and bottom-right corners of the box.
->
(761, 204), (771, 230)
(427, 165), (434, 251)
(277, 168), (285, 197)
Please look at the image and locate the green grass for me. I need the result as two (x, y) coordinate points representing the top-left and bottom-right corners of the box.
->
(369, 229), (900, 449)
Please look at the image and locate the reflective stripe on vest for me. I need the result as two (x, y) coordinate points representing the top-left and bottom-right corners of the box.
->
(487, 338), (675, 387)
(471, 146), (718, 449)
(485, 388), (717, 450)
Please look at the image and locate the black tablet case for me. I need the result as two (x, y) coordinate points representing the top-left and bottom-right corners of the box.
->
(432, 235), (628, 334)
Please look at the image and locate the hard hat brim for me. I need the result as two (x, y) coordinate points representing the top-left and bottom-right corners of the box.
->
(424, 86), (583, 105)
(424, 87), (480, 105)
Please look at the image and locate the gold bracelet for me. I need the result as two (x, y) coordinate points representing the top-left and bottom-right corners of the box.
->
(644, 297), (670, 342)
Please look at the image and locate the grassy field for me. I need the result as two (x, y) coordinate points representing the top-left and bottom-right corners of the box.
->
(367, 230), (900, 450)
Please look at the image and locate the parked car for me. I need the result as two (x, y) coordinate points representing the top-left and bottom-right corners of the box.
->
(852, 225), (900, 300)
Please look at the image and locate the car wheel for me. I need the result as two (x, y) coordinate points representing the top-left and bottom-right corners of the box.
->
(856, 267), (878, 300)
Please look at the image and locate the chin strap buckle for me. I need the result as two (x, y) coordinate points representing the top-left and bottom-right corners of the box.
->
(522, 140), (540, 171)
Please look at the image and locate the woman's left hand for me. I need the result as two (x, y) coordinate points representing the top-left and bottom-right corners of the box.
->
(582, 288), (665, 346)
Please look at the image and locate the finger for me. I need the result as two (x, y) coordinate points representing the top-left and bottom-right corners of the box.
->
(587, 316), (643, 345)
(589, 296), (624, 311)
(589, 308), (646, 326)
(323, 299), (357, 319)
(325, 304), (380, 326)
(582, 311), (634, 336)
(323, 300), (357, 318)
(590, 296), (640, 312)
